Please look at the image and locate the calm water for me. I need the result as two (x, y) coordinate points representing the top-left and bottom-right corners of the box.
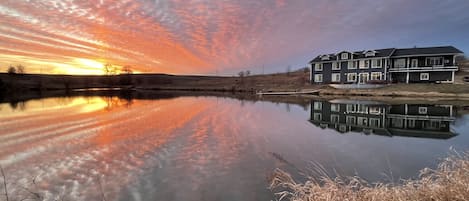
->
(0, 94), (468, 201)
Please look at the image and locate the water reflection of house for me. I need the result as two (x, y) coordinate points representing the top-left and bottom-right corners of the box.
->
(309, 100), (458, 139)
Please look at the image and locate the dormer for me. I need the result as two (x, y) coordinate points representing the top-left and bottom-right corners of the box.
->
(364, 50), (377, 57)
(320, 54), (330, 61)
(337, 51), (352, 60)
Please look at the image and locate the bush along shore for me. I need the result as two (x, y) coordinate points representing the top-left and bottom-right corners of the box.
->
(269, 152), (469, 201)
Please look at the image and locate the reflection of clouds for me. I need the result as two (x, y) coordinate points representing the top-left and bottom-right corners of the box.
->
(1, 0), (466, 74)
(0, 97), (209, 200)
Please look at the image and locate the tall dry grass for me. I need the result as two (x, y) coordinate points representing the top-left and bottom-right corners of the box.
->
(270, 152), (469, 201)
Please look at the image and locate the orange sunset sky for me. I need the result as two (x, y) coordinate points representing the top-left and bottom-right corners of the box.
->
(0, 0), (468, 75)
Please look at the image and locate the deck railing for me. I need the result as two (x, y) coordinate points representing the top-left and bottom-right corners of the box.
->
(389, 66), (458, 72)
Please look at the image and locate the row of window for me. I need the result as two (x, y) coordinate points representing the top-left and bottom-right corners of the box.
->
(312, 113), (381, 128)
(314, 72), (430, 82)
(314, 72), (383, 82)
(313, 102), (383, 115)
(314, 59), (382, 71)
(393, 57), (446, 68)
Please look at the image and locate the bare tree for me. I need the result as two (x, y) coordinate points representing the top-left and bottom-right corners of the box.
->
(238, 71), (245, 78)
(7, 66), (16, 74)
(245, 70), (251, 76)
(16, 65), (25, 74)
(103, 63), (117, 75)
(121, 65), (133, 74)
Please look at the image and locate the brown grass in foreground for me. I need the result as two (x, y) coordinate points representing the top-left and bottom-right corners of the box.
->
(270, 152), (469, 201)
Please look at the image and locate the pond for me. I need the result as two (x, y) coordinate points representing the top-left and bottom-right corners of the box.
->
(0, 93), (468, 201)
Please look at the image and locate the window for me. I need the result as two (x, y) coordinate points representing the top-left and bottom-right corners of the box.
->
(357, 117), (368, 126)
(369, 118), (380, 128)
(365, 51), (376, 57)
(313, 102), (323, 110)
(348, 61), (358, 69)
(321, 55), (330, 61)
(394, 59), (406, 68)
(419, 107), (428, 115)
(332, 62), (340, 70)
(370, 72), (382, 81)
(408, 119), (416, 128)
(392, 118), (404, 128)
(341, 53), (348, 60)
(347, 73), (357, 82)
(346, 104), (356, 113)
(346, 116), (356, 125)
(314, 63), (323, 71)
(313, 113), (322, 121)
(314, 74), (323, 82)
(331, 115), (340, 124)
(358, 104), (368, 114)
(359, 60), (369, 69)
(372, 59), (382, 68)
(411, 59), (418, 67)
(426, 57), (443, 66)
(420, 73), (429, 81)
(332, 73), (341, 82)
(331, 104), (340, 112)
(369, 107), (381, 115)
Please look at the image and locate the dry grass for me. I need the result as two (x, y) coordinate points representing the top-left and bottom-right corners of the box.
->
(270, 152), (469, 201)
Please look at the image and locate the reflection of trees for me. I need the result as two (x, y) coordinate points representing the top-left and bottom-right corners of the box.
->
(9, 101), (26, 111)
(102, 93), (134, 110)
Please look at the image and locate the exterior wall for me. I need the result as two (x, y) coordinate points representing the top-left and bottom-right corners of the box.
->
(311, 58), (387, 84)
(390, 71), (452, 83)
(391, 55), (455, 67)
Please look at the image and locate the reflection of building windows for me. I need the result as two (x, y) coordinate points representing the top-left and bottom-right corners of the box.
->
(346, 104), (356, 113)
(391, 118), (404, 128)
(346, 116), (356, 125)
(420, 73), (429, 81)
(314, 102), (323, 110)
(331, 115), (340, 124)
(369, 107), (381, 115)
(331, 104), (340, 112)
(369, 118), (380, 128)
(339, 124), (347, 132)
(357, 117), (368, 126)
(358, 105), (368, 114)
(419, 107), (428, 114)
(313, 113), (322, 121)
(408, 119), (416, 128)
(426, 121), (440, 129)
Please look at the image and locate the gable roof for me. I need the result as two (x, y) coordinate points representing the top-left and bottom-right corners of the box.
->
(309, 48), (396, 63)
(392, 46), (463, 57)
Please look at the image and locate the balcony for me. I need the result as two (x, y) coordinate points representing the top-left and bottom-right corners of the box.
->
(389, 66), (458, 72)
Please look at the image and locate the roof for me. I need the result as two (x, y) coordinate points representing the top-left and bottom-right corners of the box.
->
(309, 46), (463, 63)
(392, 46), (463, 57)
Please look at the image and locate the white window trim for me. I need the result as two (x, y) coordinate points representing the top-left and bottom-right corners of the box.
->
(341, 53), (348, 60)
(313, 113), (322, 121)
(411, 59), (418, 68)
(314, 74), (323, 83)
(314, 63), (323, 71)
(359, 60), (369, 69)
(420, 73), (429, 81)
(419, 107), (428, 115)
(331, 114), (340, 123)
(313, 102), (322, 110)
(346, 116), (356, 125)
(371, 59), (382, 68)
(370, 72), (382, 81)
(332, 73), (341, 82)
(394, 58), (406, 68)
(369, 118), (380, 128)
(426, 57), (444, 67)
(332, 62), (341, 70)
(331, 104), (340, 112)
(347, 73), (357, 82)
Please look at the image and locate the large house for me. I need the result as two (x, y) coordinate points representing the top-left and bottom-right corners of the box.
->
(309, 46), (464, 84)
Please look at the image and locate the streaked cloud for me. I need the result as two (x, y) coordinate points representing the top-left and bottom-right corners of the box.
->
(0, 0), (468, 75)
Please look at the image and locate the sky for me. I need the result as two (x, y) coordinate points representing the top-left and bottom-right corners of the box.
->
(0, 0), (468, 75)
